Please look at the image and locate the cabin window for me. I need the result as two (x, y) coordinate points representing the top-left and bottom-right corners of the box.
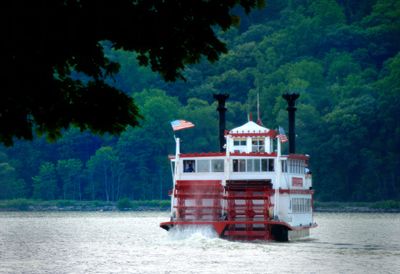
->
(252, 139), (265, 152)
(254, 159), (261, 171)
(281, 160), (288, 173)
(233, 159), (246, 172)
(233, 139), (247, 146)
(247, 159), (253, 171)
(246, 159), (261, 172)
(269, 159), (274, 171)
(291, 198), (311, 213)
(261, 159), (274, 172)
(197, 159), (210, 172)
(211, 159), (224, 172)
(288, 160), (305, 174)
(183, 160), (195, 173)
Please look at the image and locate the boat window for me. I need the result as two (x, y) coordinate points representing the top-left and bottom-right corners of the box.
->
(211, 159), (224, 172)
(261, 159), (275, 172)
(252, 138), (265, 152)
(247, 159), (253, 171)
(183, 160), (195, 173)
(246, 159), (261, 172)
(268, 159), (274, 171)
(291, 198), (311, 213)
(281, 160), (287, 173)
(197, 159), (210, 172)
(261, 159), (267, 171)
(288, 160), (305, 174)
(254, 159), (261, 172)
(233, 139), (247, 146)
(233, 159), (246, 172)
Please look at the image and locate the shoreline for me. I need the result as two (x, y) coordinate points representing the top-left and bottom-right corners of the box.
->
(1, 207), (398, 213)
(0, 206), (169, 212)
(1, 208), (398, 213)
(314, 207), (400, 213)
(1, 199), (399, 213)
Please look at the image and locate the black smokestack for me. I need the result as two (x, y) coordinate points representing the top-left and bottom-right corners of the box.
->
(282, 93), (300, 154)
(213, 94), (229, 152)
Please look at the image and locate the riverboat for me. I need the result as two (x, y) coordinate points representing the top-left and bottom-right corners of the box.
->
(160, 94), (317, 241)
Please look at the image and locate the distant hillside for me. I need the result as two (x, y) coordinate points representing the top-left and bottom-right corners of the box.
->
(1, 0), (399, 202)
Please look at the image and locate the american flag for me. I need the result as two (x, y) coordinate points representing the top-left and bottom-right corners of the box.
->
(277, 126), (288, 143)
(170, 120), (195, 131)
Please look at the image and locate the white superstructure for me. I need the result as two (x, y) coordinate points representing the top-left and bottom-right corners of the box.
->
(164, 120), (315, 241)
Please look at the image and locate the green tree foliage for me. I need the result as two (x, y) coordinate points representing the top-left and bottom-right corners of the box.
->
(1, 0), (399, 202)
(57, 159), (83, 200)
(0, 152), (25, 199)
(33, 162), (57, 200)
(1, 0), (264, 146)
(115, 89), (181, 199)
(361, 0), (400, 63)
(87, 146), (119, 202)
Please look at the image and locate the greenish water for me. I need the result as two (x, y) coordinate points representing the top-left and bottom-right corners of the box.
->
(0, 212), (399, 273)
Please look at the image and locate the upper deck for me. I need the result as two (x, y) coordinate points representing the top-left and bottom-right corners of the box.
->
(170, 120), (312, 190)
(170, 153), (311, 190)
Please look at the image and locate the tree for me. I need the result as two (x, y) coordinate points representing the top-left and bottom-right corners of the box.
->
(57, 127), (103, 163)
(1, 0), (264, 146)
(33, 162), (57, 200)
(116, 89), (181, 199)
(57, 159), (83, 200)
(87, 146), (118, 201)
(1, 0), (399, 203)
(362, 0), (400, 63)
(0, 152), (25, 199)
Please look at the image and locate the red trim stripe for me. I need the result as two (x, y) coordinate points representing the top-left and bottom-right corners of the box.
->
(230, 152), (277, 157)
(179, 152), (225, 158)
(287, 154), (310, 160)
(228, 130), (277, 138)
(279, 189), (314, 195)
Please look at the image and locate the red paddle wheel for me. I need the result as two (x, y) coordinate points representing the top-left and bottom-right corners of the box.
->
(161, 180), (290, 241)
(223, 180), (274, 240)
(174, 180), (223, 222)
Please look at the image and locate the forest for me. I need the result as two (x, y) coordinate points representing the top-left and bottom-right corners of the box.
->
(1, 0), (399, 203)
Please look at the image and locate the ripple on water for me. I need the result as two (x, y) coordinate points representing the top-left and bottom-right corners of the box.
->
(0, 212), (399, 274)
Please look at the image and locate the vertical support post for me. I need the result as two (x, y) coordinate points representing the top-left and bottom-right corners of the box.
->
(282, 93), (300, 154)
(274, 139), (282, 219)
(172, 137), (180, 218)
(213, 94), (229, 152)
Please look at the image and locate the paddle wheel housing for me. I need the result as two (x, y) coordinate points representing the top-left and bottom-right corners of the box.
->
(161, 179), (293, 241)
(223, 180), (275, 240)
(174, 180), (223, 221)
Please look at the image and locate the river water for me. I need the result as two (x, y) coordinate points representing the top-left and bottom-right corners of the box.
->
(0, 212), (399, 274)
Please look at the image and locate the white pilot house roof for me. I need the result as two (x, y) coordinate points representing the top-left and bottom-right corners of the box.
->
(229, 121), (270, 134)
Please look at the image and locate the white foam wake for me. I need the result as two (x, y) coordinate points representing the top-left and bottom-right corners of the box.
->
(168, 225), (218, 241)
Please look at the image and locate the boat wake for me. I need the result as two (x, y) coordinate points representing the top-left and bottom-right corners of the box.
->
(168, 225), (218, 241)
